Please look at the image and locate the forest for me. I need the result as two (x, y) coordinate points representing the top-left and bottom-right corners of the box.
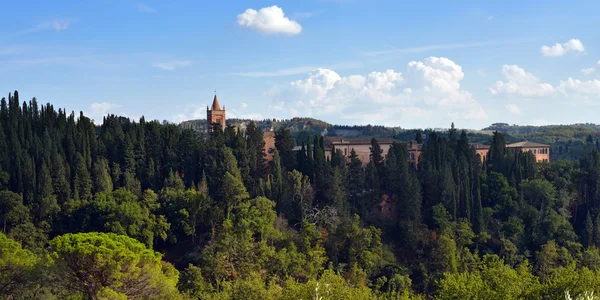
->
(3, 90), (600, 299)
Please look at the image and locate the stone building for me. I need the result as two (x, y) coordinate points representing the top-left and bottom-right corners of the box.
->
(206, 95), (277, 162)
(207, 95), (226, 132)
(467, 141), (550, 163)
(322, 136), (397, 164)
(470, 143), (490, 163)
(506, 141), (550, 162)
(263, 130), (276, 162)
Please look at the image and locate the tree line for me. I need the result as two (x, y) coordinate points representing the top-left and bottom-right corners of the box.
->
(2, 91), (600, 298)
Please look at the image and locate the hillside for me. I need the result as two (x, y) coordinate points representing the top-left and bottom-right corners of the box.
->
(180, 117), (494, 145)
(181, 119), (600, 161)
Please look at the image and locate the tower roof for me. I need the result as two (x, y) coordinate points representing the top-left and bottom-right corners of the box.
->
(211, 95), (221, 110)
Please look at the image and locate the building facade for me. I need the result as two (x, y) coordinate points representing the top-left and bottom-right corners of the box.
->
(323, 136), (397, 165)
(506, 141), (550, 162)
(470, 143), (490, 163)
(263, 130), (276, 162)
(467, 141), (550, 163)
(207, 95), (226, 132)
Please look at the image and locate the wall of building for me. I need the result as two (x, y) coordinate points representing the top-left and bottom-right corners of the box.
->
(207, 109), (226, 131)
(325, 143), (394, 165)
(263, 132), (276, 162)
(475, 149), (488, 163)
(506, 147), (550, 162)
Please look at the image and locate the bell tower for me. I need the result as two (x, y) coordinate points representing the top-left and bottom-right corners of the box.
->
(207, 93), (226, 132)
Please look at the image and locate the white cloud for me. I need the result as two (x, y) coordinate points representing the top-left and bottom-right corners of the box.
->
(597, 60), (600, 67)
(540, 39), (585, 57)
(492, 65), (600, 107)
(237, 6), (302, 35)
(557, 78), (600, 95)
(487, 16), (493, 21)
(506, 104), (521, 115)
(173, 104), (207, 123)
(269, 56), (487, 126)
(240, 102), (248, 110)
(153, 60), (192, 71)
(232, 61), (362, 77)
(88, 102), (122, 122)
(490, 65), (555, 97)
(581, 68), (596, 75)
(136, 3), (157, 13)
(360, 39), (522, 57)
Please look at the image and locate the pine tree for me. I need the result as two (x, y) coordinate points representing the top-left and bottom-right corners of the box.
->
(370, 138), (385, 180)
(585, 210), (594, 247)
(35, 160), (59, 224)
(270, 148), (283, 204)
(245, 121), (266, 195)
(74, 153), (92, 201)
(93, 157), (113, 194)
(416, 132), (423, 144)
(348, 149), (364, 212)
(275, 128), (296, 171)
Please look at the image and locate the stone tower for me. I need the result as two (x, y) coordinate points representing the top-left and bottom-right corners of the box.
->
(207, 94), (226, 132)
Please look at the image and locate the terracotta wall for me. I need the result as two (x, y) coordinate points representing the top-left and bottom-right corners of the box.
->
(325, 143), (393, 165)
(263, 133), (276, 162)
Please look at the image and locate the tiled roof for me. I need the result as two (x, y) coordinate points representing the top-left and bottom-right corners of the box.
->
(324, 136), (398, 147)
(211, 95), (221, 110)
(469, 143), (490, 149)
(506, 141), (549, 148)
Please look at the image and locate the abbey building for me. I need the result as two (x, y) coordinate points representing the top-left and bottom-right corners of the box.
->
(206, 95), (550, 166)
(207, 95), (276, 162)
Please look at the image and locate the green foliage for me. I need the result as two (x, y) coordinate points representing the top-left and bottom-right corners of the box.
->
(7, 93), (600, 298)
(48, 232), (181, 299)
(0, 232), (39, 297)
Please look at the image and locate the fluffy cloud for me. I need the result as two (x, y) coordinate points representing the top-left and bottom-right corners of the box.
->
(490, 65), (555, 97)
(492, 65), (600, 107)
(506, 104), (521, 115)
(88, 102), (122, 122)
(237, 6), (302, 35)
(540, 39), (585, 57)
(270, 57), (487, 127)
(581, 68), (595, 75)
(153, 60), (192, 71)
(557, 78), (600, 96)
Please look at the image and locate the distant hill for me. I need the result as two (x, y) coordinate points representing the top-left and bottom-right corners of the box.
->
(484, 123), (600, 144)
(180, 119), (600, 161)
(179, 117), (494, 145)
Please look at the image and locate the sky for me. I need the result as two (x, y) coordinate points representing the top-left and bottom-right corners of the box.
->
(1, 0), (599, 129)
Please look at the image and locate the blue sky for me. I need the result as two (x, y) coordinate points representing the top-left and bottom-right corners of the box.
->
(1, 0), (599, 129)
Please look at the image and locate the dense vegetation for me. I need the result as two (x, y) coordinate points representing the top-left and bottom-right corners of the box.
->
(180, 117), (493, 148)
(485, 123), (600, 161)
(3, 90), (600, 298)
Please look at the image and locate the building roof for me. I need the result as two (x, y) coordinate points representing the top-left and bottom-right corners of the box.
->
(469, 143), (490, 150)
(211, 95), (221, 111)
(324, 136), (398, 147)
(506, 141), (549, 148)
(263, 131), (275, 138)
